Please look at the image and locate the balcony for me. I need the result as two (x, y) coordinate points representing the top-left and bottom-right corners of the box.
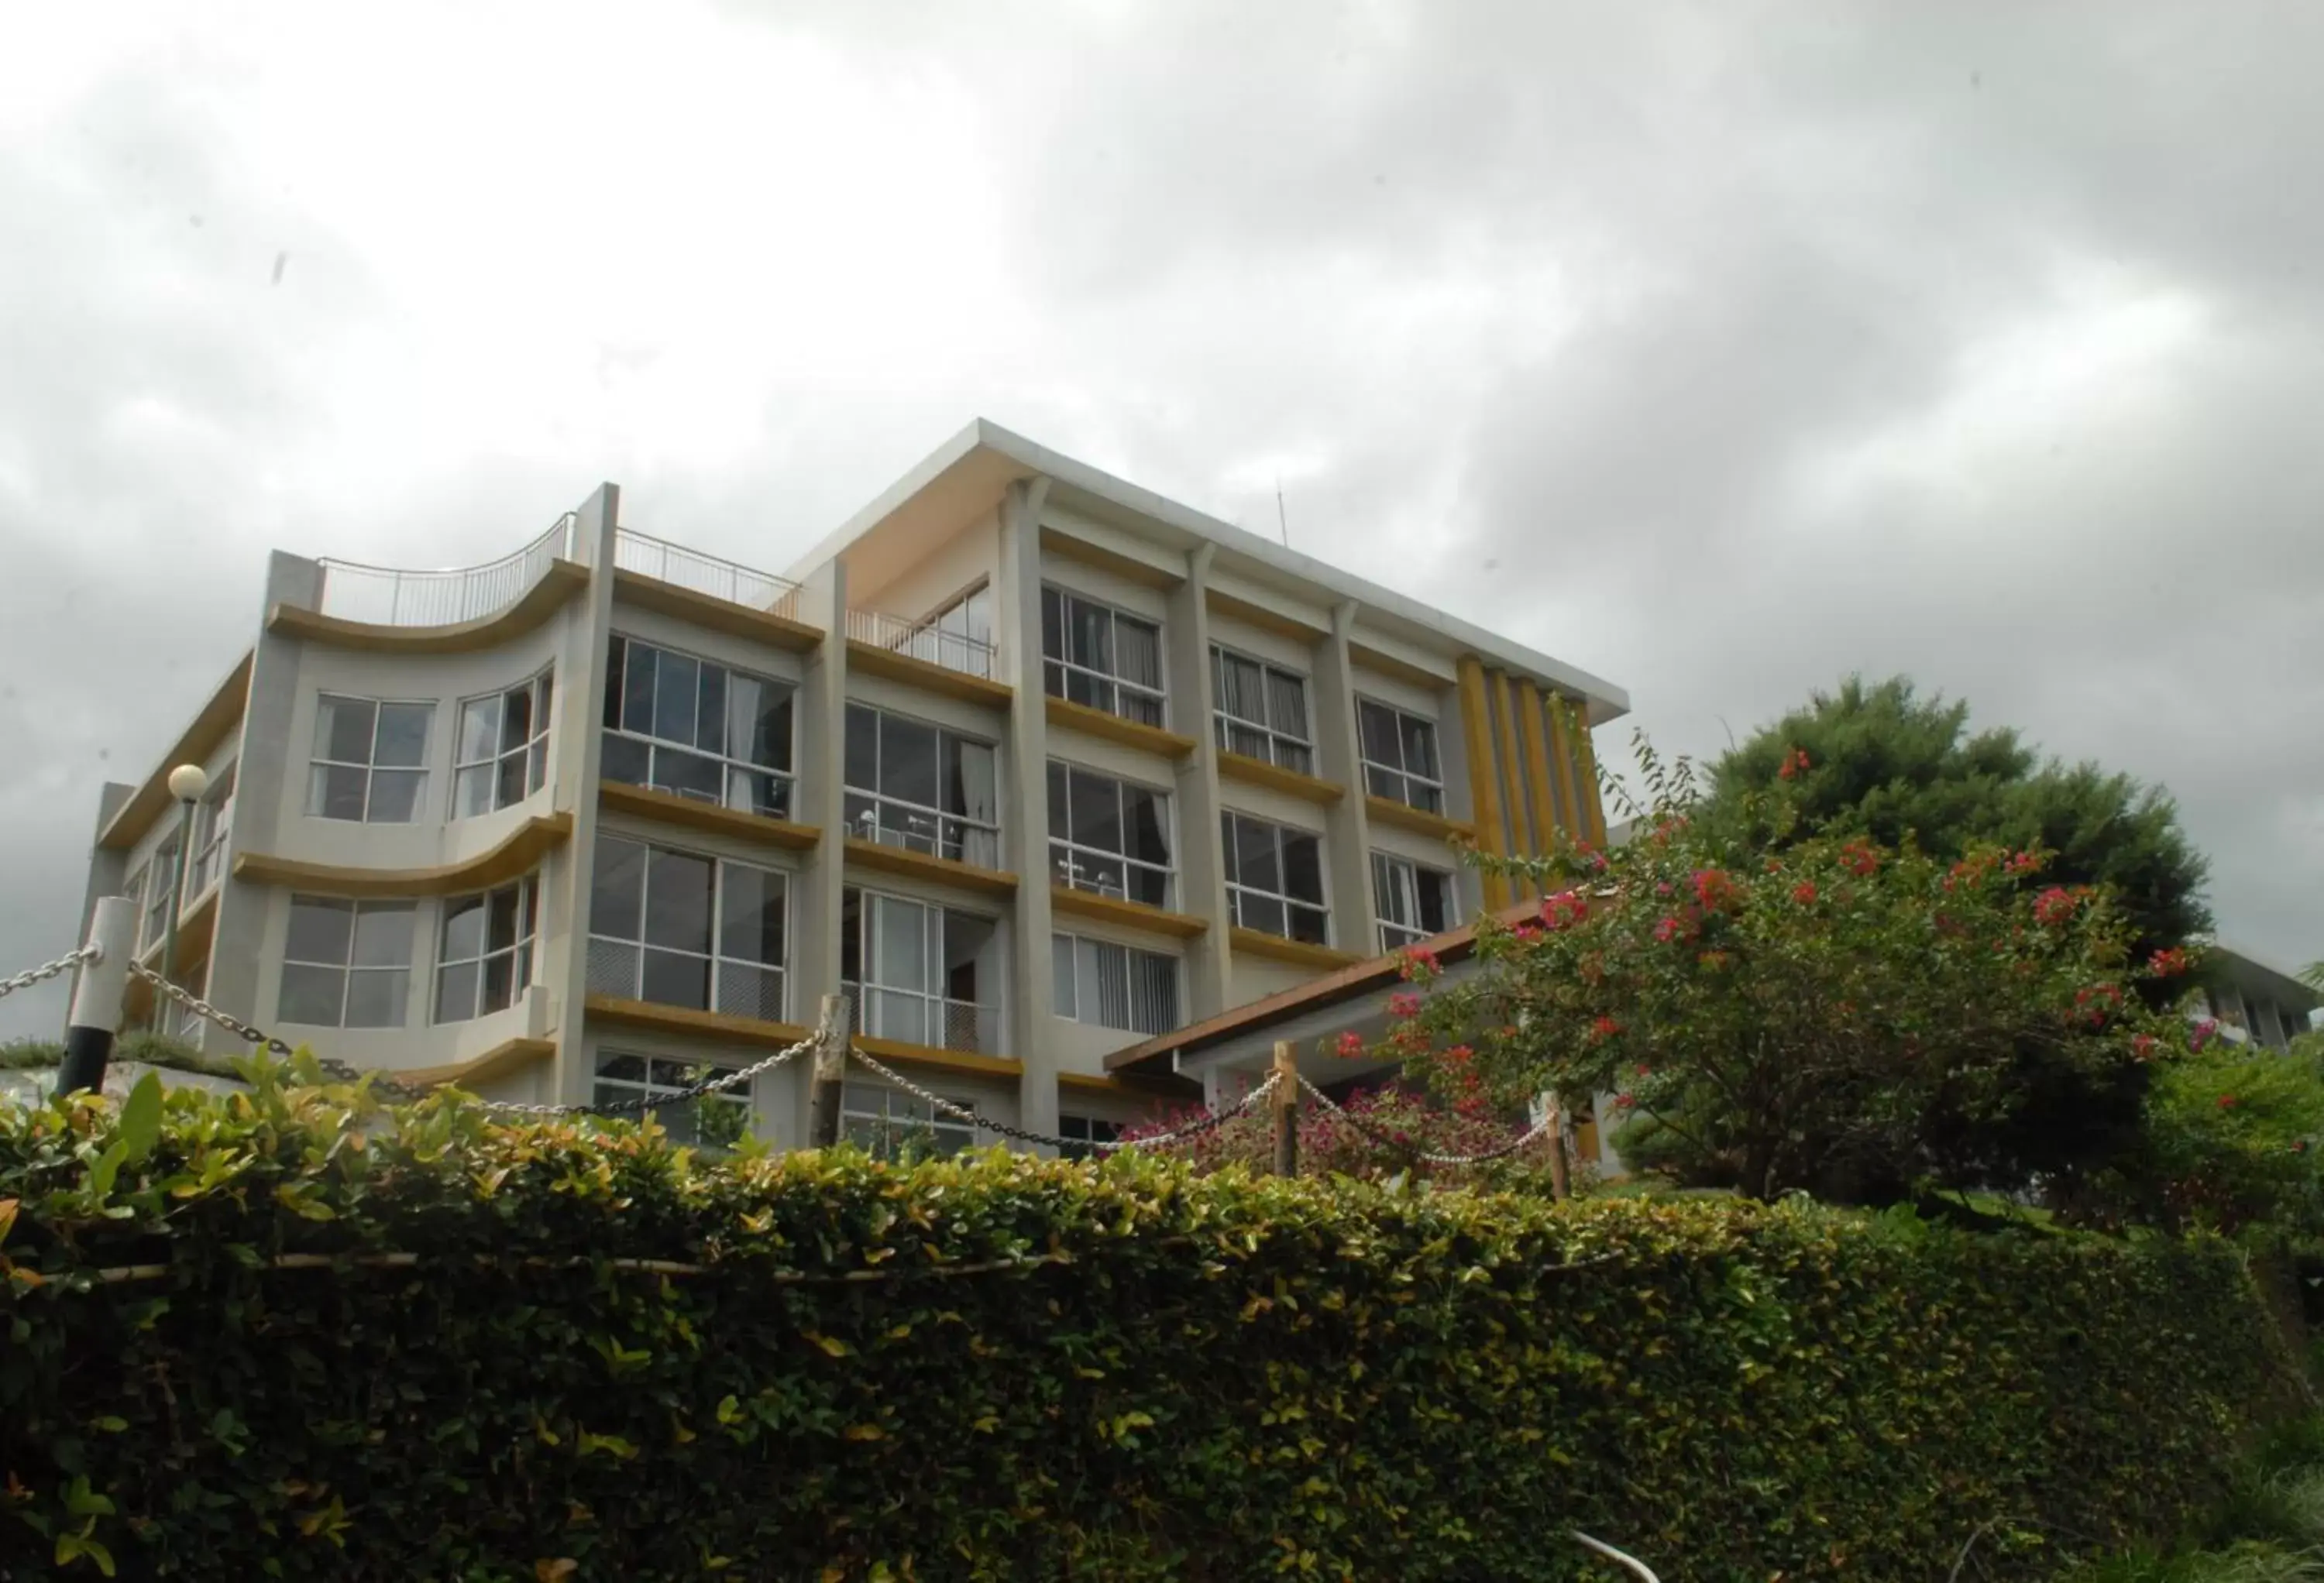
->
(844, 983), (1002, 1056)
(614, 528), (805, 623)
(317, 515), (578, 627)
(845, 608), (996, 680)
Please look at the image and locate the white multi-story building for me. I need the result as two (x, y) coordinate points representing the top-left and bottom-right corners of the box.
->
(74, 421), (1626, 1149)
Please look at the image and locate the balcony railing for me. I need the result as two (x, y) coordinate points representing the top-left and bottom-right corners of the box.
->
(615, 528), (804, 622)
(316, 514), (576, 627)
(846, 609), (996, 680)
(844, 983), (1002, 1055)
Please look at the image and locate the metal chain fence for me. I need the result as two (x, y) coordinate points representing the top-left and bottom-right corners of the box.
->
(0, 943), (99, 1003)
(1294, 1073), (1559, 1166)
(844, 1045), (1281, 1154)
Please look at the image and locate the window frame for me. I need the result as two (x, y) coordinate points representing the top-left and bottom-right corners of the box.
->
(1219, 810), (1330, 944)
(585, 834), (790, 1025)
(1046, 759), (1175, 908)
(454, 670), (554, 819)
(187, 765), (236, 897)
(601, 634), (797, 821)
(139, 836), (180, 953)
(1040, 585), (1167, 727)
(838, 1077), (982, 1159)
(841, 886), (1001, 1053)
(432, 876), (541, 1024)
(842, 703), (1002, 869)
(889, 580), (996, 676)
(277, 896), (417, 1028)
(1356, 697), (1446, 815)
(1210, 645), (1314, 773)
(1371, 850), (1455, 952)
(1050, 929), (1181, 1036)
(307, 694), (435, 824)
(591, 1051), (753, 1148)
(1057, 1114), (1122, 1162)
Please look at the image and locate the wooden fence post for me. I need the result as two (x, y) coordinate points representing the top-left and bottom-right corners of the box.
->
(808, 993), (849, 1149)
(1271, 1040), (1299, 1178)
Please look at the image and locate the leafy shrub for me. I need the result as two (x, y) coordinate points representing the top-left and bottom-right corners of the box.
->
(0, 1066), (2306, 1581)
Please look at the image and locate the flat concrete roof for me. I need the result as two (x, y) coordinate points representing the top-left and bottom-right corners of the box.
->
(786, 418), (1631, 723)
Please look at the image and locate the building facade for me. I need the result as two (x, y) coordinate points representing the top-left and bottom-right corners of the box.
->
(74, 421), (1627, 1149)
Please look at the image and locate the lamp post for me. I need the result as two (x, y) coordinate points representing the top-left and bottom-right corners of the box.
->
(157, 763), (208, 1035)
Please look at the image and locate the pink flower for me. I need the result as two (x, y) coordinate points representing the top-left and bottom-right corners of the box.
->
(1792, 881), (1817, 906)
(1388, 991), (1422, 1020)
(1614, 1093), (1636, 1110)
(1399, 944), (1442, 980)
(1653, 915), (1680, 943)
(2033, 887), (2078, 926)
(2132, 1034), (2157, 1061)
(1335, 1030), (1365, 1059)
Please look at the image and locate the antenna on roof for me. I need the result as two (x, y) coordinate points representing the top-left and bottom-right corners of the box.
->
(1274, 475), (1290, 548)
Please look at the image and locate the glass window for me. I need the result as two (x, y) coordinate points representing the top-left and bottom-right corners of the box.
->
(1356, 699), (1445, 814)
(434, 877), (540, 1022)
(279, 898), (415, 1027)
(592, 1052), (751, 1149)
(1051, 932), (1180, 1036)
(842, 888), (998, 1053)
(1211, 647), (1312, 773)
(187, 766), (236, 896)
(1046, 761), (1174, 908)
(586, 834), (787, 1023)
(838, 1078), (978, 1160)
(139, 837), (180, 953)
(842, 704), (1001, 869)
(1221, 812), (1329, 943)
(602, 636), (795, 820)
(1040, 586), (1165, 726)
(887, 582), (996, 677)
(1372, 853), (1454, 952)
(308, 695), (433, 823)
(455, 671), (553, 818)
(1058, 1114), (1122, 1162)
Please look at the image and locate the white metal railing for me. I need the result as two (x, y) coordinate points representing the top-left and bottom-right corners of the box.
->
(844, 982), (1002, 1055)
(847, 609), (997, 680)
(614, 528), (803, 621)
(316, 515), (576, 627)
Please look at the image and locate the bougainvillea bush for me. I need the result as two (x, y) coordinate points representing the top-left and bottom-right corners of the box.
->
(1391, 737), (2193, 1203)
(0, 1069), (2305, 1581)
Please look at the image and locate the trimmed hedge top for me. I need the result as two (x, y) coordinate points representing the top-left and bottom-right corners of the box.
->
(0, 1070), (2307, 1581)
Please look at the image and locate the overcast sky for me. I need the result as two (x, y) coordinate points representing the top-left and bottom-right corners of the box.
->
(3, 1), (2319, 1039)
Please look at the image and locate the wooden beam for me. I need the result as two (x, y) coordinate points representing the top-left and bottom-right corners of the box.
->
(1455, 657), (1509, 909)
(598, 781), (820, 850)
(613, 568), (823, 652)
(232, 812), (573, 898)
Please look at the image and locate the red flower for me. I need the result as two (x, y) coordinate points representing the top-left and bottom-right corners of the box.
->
(1511, 923), (1542, 943)
(1653, 915), (1680, 943)
(1792, 881), (1817, 906)
(2147, 946), (2191, 978)
(1335, 1030), (1365, 1059)
(2033, 887), (2078, 926)
(1541, 891), (1587, 930)
(2192, 1018), (2219, 1052)
(1400, 944), (1442, 980)
(1691, 868), (1738, 910)
(2005, 850), (2043, 876)
(1838, 842), (1879, 877)
(1776, 747), (1811, 781)
(1443, 1044), (1474, 1066)
(1590, 1015), (1621, 1041)
(2132, 1034), (2157, 1061)
(1614, 1093), (1637, 1110)
(2218, 1094), (2239, 1110)
(1635, 1063), (1651, 1076)
(1387, 991), (1422, 1020)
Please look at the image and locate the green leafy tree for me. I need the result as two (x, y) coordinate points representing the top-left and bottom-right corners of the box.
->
(1707, 675), (2212, 969)
(1386, 740), (2186, 1203)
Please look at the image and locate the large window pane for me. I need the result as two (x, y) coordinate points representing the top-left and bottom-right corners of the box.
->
(278, 963), (345, 1025)
(352, 903), (415, 967)
(287, 898), (354, 965)
(643, 849), (713, 953)
(882, 716), (939, 809)
(641, 947), (710, 1009)
(653, 651), (699, 749)
(441, 895), (488, 963)
(621, 641), (656, 733)
(720, 866), (785, 967)
(459, 699), (500, 764)
(592, 836), (645, 939)
(366, 770), (425, 822)
(844, 704), (879, 792)
(1226, 814), (1281, 894)
(320, 696), (376, 764)
(374, 704), (431, 768)
(1067, 768), (1122, 853)
(1281, 834), (1325, 905)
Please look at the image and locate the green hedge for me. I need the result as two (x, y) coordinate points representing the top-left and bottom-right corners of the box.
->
(0, 1071), (2306, 1581)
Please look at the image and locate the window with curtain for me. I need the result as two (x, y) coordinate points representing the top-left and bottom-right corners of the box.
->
(841, 888), (999, 1053)
(1211, 647), (1312, 773)
(1051, 932), (1180, 1035)
(1220, 811), (1329, 943)
(602, 636), (794, 819)
(586, 834), (787, 1023)
(433, 877), (539, 1022)
(1371, 852), (1454, 951)
(308, 695), (433, 822)
(894, 582), (995, 675)
(1041, 586), (1165, 726)
(455, 671), (553, 817)
(1356, 699), (1444, 813)
(1045, 761), (1174, 907)
(843, 704), (1001, 868)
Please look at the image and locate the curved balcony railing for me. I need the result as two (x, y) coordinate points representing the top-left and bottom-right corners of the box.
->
(316, 515), (577, 627)
(614, 528), (804, 622)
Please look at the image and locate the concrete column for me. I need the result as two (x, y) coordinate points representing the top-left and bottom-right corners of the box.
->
(1315, 599), (1376, 955)
(198, 552), (317, 1042)
(1167, 544), (1233, 1017)
(66, 786), (135, 1039)
(998, 478), (1059, 1138)
(782, 555), (853, 1143)
(548, 485), (621, 1105)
